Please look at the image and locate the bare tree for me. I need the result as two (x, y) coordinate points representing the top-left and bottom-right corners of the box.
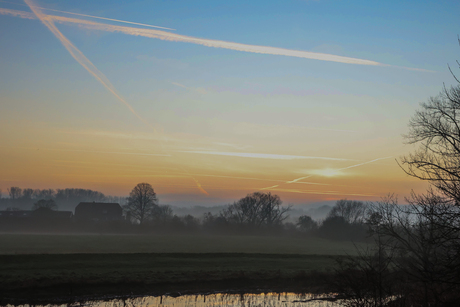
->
(32, 199), (58, 210)
(366, 194), (460, 305)
(151, 204), (173, 224)
(221, 192), (291, 227)
(33, 189), (55, 200)
(338, 48), (460, 306)
(400, 83), (460, 202)
(296, 215), (317, 232)
(124, 183), (158, 225)
(328, 199), (367, 224)
(7, 187), (22, 200)
(22, 188), (34, 201)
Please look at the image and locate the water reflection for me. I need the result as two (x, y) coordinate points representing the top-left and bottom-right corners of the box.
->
(13, 293), (343, 307)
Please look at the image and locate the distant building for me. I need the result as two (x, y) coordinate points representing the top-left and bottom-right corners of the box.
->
(32, 207), (73, 220)
(74, 202), (123, 222)
(0, 208), (73, 221)
(0, 210), (33, 218)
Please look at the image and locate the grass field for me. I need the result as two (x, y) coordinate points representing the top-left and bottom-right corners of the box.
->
(0, 233), (364, 255)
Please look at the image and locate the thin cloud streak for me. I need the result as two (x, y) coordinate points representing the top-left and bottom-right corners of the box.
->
(0, 0), (175, 30)
(1, 7), (435, 70)
(260, 156), (393, 191)
(288, 156), (393, 183)
(268, 188), (375, 197)
(179, 168), (209, 196)
(2, 7), (393, 67)
(3, 145), (171, 157)
(0, 7), (34, 19)
(190, 177), (210, 195)
(21, 2), (155, 130)
(172, 82), (207, 94)
(47, 15), (385, 66)
(180, 151), (352, 161)
(176, 173), (332, 186)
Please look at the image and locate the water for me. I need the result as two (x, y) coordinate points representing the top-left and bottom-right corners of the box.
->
(9, 293), (343, 307)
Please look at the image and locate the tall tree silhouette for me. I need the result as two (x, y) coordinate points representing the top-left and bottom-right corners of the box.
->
(125, 183), (158, 224)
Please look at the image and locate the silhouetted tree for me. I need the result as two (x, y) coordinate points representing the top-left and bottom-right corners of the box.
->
(32, 199), (58, 210)
(21, 188), (34, 201)
(317, 215), (368, 241)
(400, 81), (460, 202)
(221, 192), (291, 228)
(33, 189), (55, 200)
(8, 187), (22, 200)
(328, 199), (367, 224)
(391, 54), (460, 304)
(296, 215), (317, 232)
(202, 212), (229, 233)
(125, 183), (158, 225)
(151, 204), (173, 224)
(55, 188), (106, 207)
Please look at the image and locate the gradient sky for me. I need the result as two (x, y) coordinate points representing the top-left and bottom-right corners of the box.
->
(1, 0), (459, 206)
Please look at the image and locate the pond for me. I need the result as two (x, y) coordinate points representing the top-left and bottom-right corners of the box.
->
(7, 292), (343, 307)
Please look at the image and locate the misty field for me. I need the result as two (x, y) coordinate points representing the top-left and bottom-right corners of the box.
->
(0, 233), (364, 255)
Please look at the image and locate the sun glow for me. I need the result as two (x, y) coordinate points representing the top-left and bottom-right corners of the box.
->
(308, 168), (343, 177)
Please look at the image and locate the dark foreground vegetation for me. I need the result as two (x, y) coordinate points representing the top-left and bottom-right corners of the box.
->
(0, 253), (336, 305)
(0, 233), (359, 305)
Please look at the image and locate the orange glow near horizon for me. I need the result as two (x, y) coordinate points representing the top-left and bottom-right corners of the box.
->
(0, 122), (428, 205)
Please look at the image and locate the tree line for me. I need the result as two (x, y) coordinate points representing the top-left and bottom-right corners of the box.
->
(122, 181), (372, 237)
(0, 179), (372, 239)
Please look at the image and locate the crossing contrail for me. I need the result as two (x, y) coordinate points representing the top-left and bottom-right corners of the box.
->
(22, 0), (155, 130)
(45, 15), (387, 66)
(0, 0), (175, 30)
(180, 151), (352, 161)
(0, 7), (433, 70)
(260, 156), (393, 191)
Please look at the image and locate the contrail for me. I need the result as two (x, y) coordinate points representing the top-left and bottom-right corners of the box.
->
(1, 7), (421, 68)
(180, 150), (352, 161)
(0, 7), (34, 18)
(8, 3), (204, 197)
(337, 156), (393, 172)
(180, 168), (209, 195)
(174, 172), (332, 185)
(260, 156), (393, 190)
(190, 177), (210, 196)
(46, 15), (385, 66)
(0, 0), (175, 30)
(22, 1), (155, 130)
(2, 145), (172, 157)
(2, 7), (435, 70)
(267, 188), (375, 197)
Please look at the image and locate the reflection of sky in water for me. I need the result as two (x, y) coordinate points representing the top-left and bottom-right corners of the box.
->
(12, 293), (343, 307)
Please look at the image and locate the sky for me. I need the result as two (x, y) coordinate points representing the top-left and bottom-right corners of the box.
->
(1, 0), (459, 206)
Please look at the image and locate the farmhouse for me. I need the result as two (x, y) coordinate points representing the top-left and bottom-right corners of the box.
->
(75, 202), (123, 221)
